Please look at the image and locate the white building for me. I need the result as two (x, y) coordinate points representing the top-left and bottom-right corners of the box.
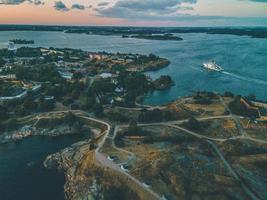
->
(99, 73), (113, 79)
(8, 42), (17, 52)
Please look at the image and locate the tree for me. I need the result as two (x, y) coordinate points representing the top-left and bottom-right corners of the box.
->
(37, 96), (55, 112)
(186, 117), (202, 131)
(138, 109), (163, 122)
(81, 97), (96, 110)
(153, 75), (173, 90)
(65, 112), (76, 128)
(106, 111), (129, 122)
(229, 96), (259, 117)
(0, 105), (9, 120)
(6, 118), (18, 131)
(149, 53), (157, 60)
(72, 72), (83, 80)
(93, 103), (103, 117)
(127, 120), (140, 135)
(0, 57), (6, 67)
(23, 97), (37, 111)
(224, 91), (234, 98)
(246, 93), (256, 101)
(0, 122), (5, 132)
(73, 121), (83, 132)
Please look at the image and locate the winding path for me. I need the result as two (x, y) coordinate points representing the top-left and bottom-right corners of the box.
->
(17, 107), (267, 199)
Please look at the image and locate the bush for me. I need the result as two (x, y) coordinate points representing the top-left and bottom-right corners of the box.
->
(138, 109), (163, 122)
(106, 111), (129, 122)
(6, 118), (18, 131)
(184, 117), (210, 131)
(229, 96), (259, 117)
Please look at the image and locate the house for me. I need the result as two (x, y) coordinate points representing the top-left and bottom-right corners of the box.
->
(58, 70), (73, 80)
(0, 74), (16, 80)
(45, 96), (55, 101)
(99, 73), (113, 79)
(115, 87), (124, 93)
(8, 41), (17, 52)
(114, 97), (125, 103)
(89, 53), (108, 60)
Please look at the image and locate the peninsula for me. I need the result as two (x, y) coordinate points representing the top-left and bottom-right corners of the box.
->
(0, 46), (266, 200)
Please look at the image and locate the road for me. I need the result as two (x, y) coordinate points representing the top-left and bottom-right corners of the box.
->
(95, 152), (161, 200)
(17, 108), (267, 199)
(112, 125), (135, 158)
(74, 111), (162, 200)
(208, 141), (260, 200)
(218, 95), (248, 137)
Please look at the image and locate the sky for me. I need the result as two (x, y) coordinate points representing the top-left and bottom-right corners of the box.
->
(0, 0), (267, 26)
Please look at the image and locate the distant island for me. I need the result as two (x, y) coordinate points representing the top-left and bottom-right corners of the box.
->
(1, 25), (267, 39)
(124, 34), (183, 41)
(10, 39), (34, 44)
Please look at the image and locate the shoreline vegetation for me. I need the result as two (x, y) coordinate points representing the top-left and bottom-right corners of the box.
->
(10, 39), (34, 44)
(0, 25), (266, 39)
(0, 46), (172, 134)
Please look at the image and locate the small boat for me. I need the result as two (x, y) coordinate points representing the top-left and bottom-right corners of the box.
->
(203, 61), (223, 72)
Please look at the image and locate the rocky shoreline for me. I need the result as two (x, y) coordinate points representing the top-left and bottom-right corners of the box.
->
(0, 125), (79, 144)
(44, 141), (99, 200)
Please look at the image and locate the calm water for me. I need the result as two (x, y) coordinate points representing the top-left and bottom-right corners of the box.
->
(0, 134), (88, 200)
(1, 31), (267, 104)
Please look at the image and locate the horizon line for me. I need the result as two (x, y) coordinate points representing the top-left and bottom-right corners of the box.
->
(0, 23), (267, 29)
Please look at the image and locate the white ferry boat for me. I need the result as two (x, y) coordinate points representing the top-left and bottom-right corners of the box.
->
(203, 61), (223, 72)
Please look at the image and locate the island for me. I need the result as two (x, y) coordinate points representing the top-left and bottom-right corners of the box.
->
(129, 33), (183, 41)
(10, 39), (34, 44)
(1, 25), (266, 39)
(153, 75), (175, 90)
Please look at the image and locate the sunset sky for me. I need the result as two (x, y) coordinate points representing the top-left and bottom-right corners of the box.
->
(0, 0), (267, 26)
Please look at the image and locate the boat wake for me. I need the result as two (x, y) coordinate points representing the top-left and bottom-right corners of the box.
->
(222, 71), (267, 86)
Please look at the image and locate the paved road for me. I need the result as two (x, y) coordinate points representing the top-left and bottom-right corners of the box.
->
(95, 152), (161, 200)
(75, 111), (162, 199)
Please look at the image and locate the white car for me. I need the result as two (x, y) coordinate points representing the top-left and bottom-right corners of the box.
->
(120, 164), (129, 172)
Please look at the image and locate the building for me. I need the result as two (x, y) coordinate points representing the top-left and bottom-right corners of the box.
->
(8, 41), (17, 52)
(58, 70), (73, 80)
(0, 74), (16, 80)
(45, 96), (55, 101)
(89, 53), (108, 60)
(0, 91), (27, 101)
(99, 73), (113, 79)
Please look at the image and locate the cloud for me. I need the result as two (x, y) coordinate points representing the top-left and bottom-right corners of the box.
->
(97, 2), (110, 7)
(0, 0), (43, 5)
(0, 0), (25, 4)
(96, 0), (198, 20)
(71, 3), (85, 10)
(54, 1), (69, 11)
